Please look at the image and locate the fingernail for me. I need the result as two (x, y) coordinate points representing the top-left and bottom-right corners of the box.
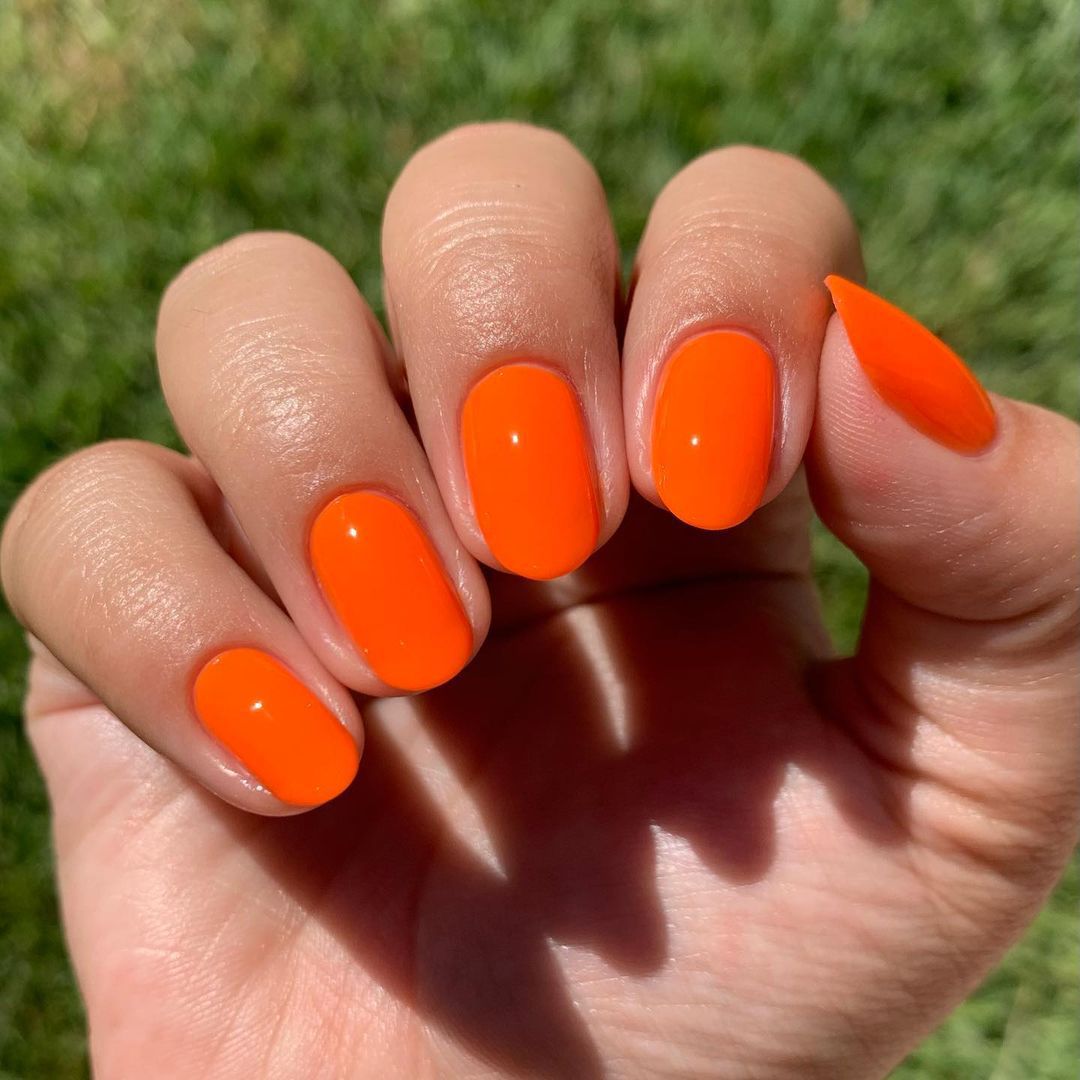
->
(193, 647), (359, 806)
(651, 330), (776, 530)
(309, 491), (472, 692)
(825, 275), (996, 453)
(462, 363), (599, 579)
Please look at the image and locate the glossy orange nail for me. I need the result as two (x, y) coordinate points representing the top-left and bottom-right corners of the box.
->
(310, 491), (472, 692)
(462, 363), (599, 579)
(825, 275), (996, 453)
(651, 330), (776, 530)
(193, 647), (359, 806)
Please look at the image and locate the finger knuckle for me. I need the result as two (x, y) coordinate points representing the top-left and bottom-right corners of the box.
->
(410, 120), (590, 176)
(442, 241), (607, 362)
(157, 232), (378, 477)
(698, 145), (838, 201)
(164, 230), (325, 294)
(1, 441), (163, 618)
(208, 349), (359, 484)
(658, 144), (857, 255)
(422, 203), (602, 315)
(392, 191), (611, 353)
(384, 124), (612, 352)
(158, 231), (350, 337)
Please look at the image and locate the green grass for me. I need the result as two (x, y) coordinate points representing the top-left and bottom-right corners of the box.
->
(0, 1), (1076, 1075)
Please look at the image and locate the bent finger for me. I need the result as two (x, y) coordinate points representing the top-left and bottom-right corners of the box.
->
(383, 122), (627, 580)
(624, 145), (863, 529)
(157, 232), (488, 695)
(1, 441), (363, 814)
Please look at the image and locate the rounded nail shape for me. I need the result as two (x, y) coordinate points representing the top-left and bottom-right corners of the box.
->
(651, 329), (776, 530)
(193, 648), (359, 806)
(462, 363), (599, 579)
(310, 491), (472, 692)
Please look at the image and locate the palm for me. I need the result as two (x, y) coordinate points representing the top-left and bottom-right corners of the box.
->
(30, 484), (1053, 1079)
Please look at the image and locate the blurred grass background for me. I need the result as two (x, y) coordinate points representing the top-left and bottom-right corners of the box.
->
(0, 0), (1076, 1076)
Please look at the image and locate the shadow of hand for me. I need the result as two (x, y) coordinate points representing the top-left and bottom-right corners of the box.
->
(207, 493), (904, 1077)
(29, 490), (1075, 1079)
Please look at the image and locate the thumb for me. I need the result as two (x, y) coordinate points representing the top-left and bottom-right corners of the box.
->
(809, 276), (1079, 877)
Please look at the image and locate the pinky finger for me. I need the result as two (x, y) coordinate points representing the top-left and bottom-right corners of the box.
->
(1, 441), (362, 814)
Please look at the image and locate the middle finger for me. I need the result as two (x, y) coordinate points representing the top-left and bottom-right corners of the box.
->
(382, 121), (627, 581)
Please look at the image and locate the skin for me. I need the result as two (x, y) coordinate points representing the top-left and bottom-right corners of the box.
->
(2, 123), (1078, 1079)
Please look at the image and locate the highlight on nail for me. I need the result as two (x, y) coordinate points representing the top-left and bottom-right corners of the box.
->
(651, 328), (776, 530)
(309, 490), (472, 692)
(461, 362), (599, 580)
(193, 647), (360, 807)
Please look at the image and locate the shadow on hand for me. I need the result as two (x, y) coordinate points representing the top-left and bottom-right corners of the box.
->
(220, 565), (906, 1077)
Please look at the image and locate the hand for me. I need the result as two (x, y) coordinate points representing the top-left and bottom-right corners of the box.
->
(3, 124), (1076, 1079)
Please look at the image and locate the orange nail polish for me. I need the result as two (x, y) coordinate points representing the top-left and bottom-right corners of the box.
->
(309, 491), (472, 692)
(462, 363), (599, 579)
(651, 330), (776, 530)
(193, 647), (359, 806)
(825, 275), (996, 453)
